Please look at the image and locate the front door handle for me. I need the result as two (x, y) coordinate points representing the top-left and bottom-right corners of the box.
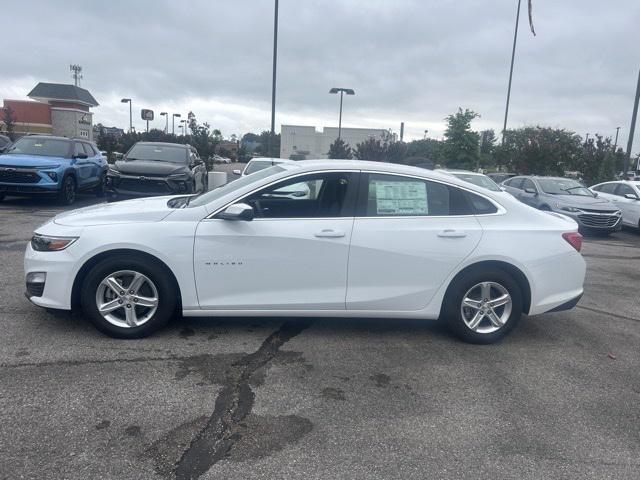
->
(314, 229), (345, 238)
(437, 229), (467, 238)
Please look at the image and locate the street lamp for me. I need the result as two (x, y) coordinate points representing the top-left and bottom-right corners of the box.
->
(121, 98), (132, 133)
(180, 119), (187, 137)
(329, 87), (355, 141)
(172, 113), (181, 135)
(160, 112), (168, 134)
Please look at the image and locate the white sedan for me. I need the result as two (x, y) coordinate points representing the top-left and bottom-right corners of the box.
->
(24, 160), (586, 344)
(590, 180), (640, 230)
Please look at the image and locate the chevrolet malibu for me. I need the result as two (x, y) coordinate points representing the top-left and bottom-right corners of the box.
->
(24, 160), (586, 344)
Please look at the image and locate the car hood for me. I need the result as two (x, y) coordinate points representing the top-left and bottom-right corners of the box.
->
(53, 196), (177, 226)
(113, 160), (188, 176)
(0, 154), (67, 168)
(551, 194), (615, 209)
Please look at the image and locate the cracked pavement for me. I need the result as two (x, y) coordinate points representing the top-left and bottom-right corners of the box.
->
(1, 195), (640, 479)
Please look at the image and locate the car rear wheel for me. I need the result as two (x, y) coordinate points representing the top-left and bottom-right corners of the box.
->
(81, 256), (177, 338)
(57, 175), (76, 205)
(442, 268), (523, 344)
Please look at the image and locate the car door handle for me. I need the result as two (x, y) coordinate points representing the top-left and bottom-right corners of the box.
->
(437, 229), (467, 238)
(314, 229), (345, 238)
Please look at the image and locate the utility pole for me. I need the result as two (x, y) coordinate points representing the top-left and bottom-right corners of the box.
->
(623, 68), (640, 177)
(502, 0), (522, 145)
(70, 64), (83, 87)
(614, 126), (620, 151)
(269, 0), (279, 157)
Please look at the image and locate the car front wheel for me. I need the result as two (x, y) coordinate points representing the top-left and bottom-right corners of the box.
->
(81, 256), (177, 338)
(442, 268), (523, 344)
(58, 175), (76, 205)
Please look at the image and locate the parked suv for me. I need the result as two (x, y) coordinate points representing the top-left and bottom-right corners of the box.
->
(0, 135), (107, 205)
(502, 176), (621, 234)
(106, 142), (208, 200)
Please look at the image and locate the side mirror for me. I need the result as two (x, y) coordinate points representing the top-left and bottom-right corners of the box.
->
(232, 169), (242, 176)
(73, 153), (88, 159)
(624, 193), (639, 200)
(217, 203), (254, 221)
(524, 187), (537, 195)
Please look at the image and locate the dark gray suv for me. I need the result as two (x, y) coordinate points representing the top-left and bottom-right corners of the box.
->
(502, 176), (622, 234)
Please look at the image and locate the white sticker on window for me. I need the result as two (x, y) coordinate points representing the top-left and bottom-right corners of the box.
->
(374, 180), (428, 215)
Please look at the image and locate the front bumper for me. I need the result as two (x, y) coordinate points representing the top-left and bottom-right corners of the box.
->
(24, 241), (76, 310)
(0, 166), (62, 195)
(106, 173), (191, 197)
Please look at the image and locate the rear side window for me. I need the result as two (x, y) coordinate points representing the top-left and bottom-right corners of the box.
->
(359, 174), (477, 216)
(81, 143), (94, 156)
(506, 177), (524, 189)
(597, 183), (617, 194)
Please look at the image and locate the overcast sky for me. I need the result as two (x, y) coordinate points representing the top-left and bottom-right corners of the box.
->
(1, 0), (639, 150)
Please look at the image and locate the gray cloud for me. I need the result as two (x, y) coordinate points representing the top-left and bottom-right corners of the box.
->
(1, 0), (639, 150)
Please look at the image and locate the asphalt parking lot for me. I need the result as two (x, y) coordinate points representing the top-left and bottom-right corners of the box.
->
(1, 195), (639, 480)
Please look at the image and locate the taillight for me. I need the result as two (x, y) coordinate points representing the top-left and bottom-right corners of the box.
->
(562, 232), (582, 252)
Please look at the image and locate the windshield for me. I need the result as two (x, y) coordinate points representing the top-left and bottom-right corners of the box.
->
(125, 144), (187, 163)
(245, 159), (280, 175)
(451, 173), (501, 192)
(538, 178), (593, 197)
(5, 137), (71, 158)
(188, 165), (285, 207)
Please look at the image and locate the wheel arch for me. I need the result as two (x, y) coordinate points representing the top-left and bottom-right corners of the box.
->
(71, 248), (182, 311)
(440, 260), (532, 315)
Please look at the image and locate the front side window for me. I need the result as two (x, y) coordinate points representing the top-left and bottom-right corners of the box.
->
(73, 142), (84, 157)
(522, 178), (537, 192)
(359, 174), (478, 217)
(6, 137), (71, 158)
(506, 177), (524, 190)
(616, 184), (637, 198)
(82, 143), (94, 157)
(242, 172), (356, 218)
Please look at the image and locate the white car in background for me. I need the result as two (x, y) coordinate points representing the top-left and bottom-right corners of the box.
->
(590, 180), (640, 229)
(436, 169), (513, 198)
(234, 157), (310, 199)
(24, 160), (586, 344)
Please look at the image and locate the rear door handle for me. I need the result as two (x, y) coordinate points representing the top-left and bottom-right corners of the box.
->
(437, 229), (467, 238)
(315, 229), (345, 238)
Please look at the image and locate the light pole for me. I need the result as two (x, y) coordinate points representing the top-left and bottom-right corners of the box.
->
(502, 0), (522, 145)
(121, 98), (132, 133)
(172, 113), (181, 135)
(424, 129), (429, 140)
(180, 119), (187, 137)
(614, 126), (621, 151)
(623, 68), (640, 177)
(269, 0), (279, 157)
(329, 87), (355, 141)
(160, 112), (168, 134)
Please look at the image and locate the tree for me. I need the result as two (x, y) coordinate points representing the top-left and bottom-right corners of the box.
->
(405, 138), (443, 166)
(442, 108), (480, 169)
(576, 134), (617, 185)
(494, 126), (582, 176)
(328, 138), (353, 159)
(353, 138), (387, 162)
(1, 105), (16, 140)
(255, 131), (280, 157)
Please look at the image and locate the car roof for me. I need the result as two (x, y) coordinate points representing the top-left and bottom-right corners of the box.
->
(248, 157), (291, 163)
(134, 141), (188, 148)
(436, 169), (485, 176)
(277, 159), (490, 190)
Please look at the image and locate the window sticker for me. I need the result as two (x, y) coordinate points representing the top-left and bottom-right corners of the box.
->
(374, 180), (428, 215)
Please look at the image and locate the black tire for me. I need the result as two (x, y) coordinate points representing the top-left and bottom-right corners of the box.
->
(80, 255), (177, 339)
(94, 173), (107, 197)
(57, 175), (76, 205)
(442, 268), (523, 344)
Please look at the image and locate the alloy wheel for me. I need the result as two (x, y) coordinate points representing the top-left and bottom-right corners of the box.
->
(95, 270), (159, 328)
(460, 281), (512, 334)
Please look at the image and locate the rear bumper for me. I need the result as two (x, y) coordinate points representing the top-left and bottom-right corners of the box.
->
(545, 293), (583, 313)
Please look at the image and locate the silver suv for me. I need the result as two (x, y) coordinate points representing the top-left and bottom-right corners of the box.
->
(502, 176), (622, 234)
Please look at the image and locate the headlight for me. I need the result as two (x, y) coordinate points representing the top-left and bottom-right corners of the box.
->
(31, 234), (78, 251)
(555, 203), (579, 212)
(168, 173), (188, 179)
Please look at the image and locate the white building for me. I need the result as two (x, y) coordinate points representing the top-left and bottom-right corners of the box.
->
(280, 125), (391, 159)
